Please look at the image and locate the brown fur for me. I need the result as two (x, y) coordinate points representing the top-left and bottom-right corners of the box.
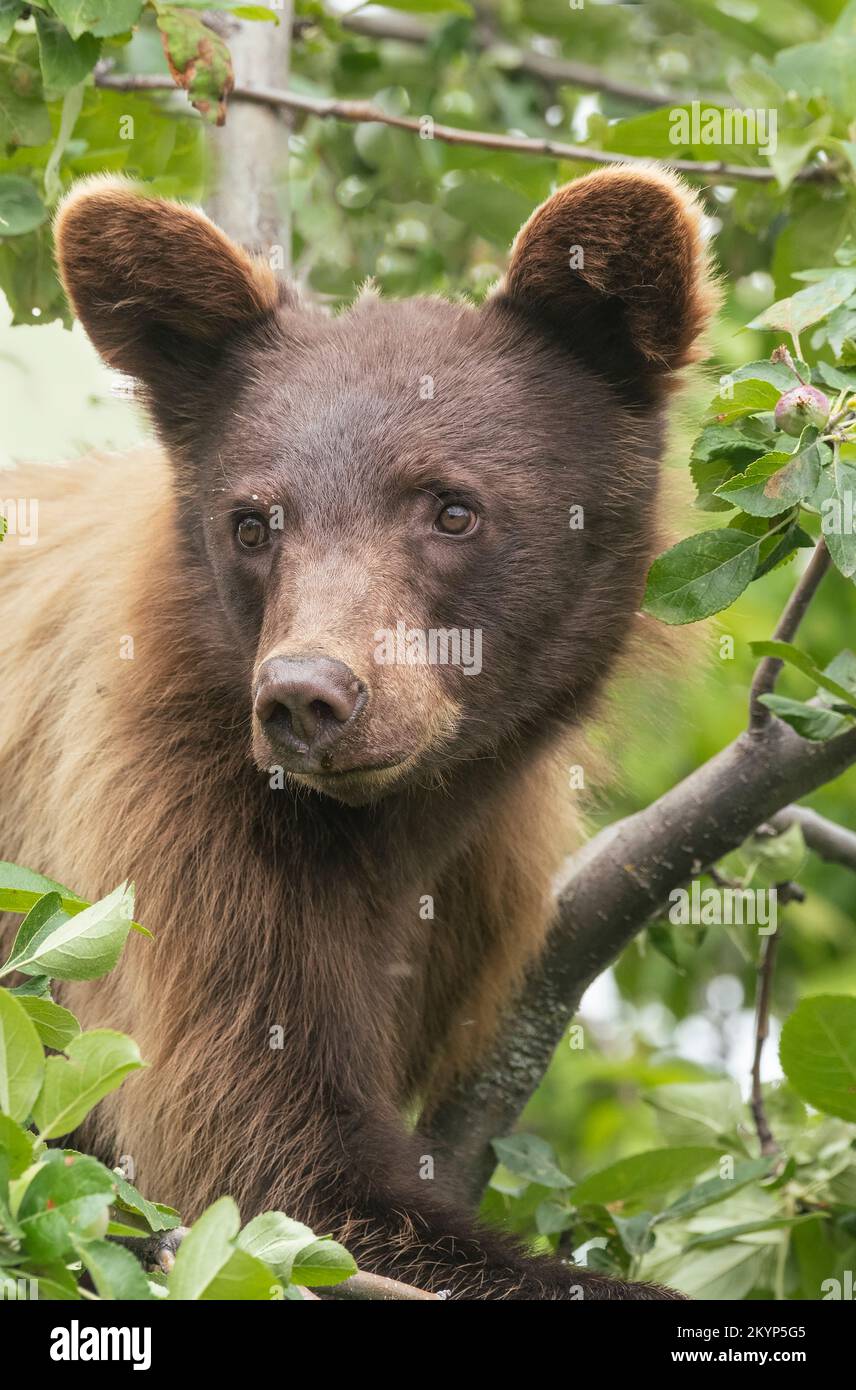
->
(0, 167), (717, 1298)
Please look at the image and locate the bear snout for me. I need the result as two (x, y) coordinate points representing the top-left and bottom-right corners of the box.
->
(253, 654), (367, 760)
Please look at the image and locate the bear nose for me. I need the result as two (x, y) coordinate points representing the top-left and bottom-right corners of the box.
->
(253, 656), (365, 749)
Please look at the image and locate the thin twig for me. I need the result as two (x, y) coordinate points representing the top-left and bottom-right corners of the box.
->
(749, 539), (832, 733)
(765, 805), (856, 872)
(92, 73), (835, 186)
(749, 926), (781, 1157)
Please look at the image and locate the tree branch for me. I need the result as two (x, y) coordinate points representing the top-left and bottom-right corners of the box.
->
(749, 540), (832, 733)
(321, 9), (712, 109)
(199, 9), (293, 254)
(749, 925), (781, 1157)
(325, 1271), (441, 1301)
(426, 717), (856, 1202)
(92, 73), (834, 186)
(766, 805), (856, 872)
(135, 1227), (438, 1300)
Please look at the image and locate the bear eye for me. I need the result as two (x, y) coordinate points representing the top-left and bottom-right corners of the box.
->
(235, 513), (270, 550)
(434, 502), (478, 537)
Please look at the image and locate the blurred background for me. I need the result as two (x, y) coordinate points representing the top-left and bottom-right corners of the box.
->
(1, 0), (855, 1288)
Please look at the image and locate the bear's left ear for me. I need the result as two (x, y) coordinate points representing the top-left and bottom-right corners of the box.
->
(491, 165), (719, 403)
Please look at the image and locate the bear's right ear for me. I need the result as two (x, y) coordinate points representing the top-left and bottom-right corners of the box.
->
(55, 176), (284, 391)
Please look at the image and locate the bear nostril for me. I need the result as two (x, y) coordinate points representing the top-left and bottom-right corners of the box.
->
(253, 656), (365, 752)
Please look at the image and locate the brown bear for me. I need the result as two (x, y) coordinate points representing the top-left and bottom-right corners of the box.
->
(0, 165), (715, 1299)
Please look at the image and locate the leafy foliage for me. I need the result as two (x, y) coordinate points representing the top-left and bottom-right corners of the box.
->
(0, 864), (356, 1300)
(2, 0), (856, 1304)
(485, 1064), (856, 1300)
(643, 284), (856, 668)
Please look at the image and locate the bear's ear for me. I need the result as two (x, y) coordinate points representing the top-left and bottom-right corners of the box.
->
(492, 165), (719, 403)
(54, 176), (284, 392)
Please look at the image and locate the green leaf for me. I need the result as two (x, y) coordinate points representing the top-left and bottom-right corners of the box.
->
(767, 117), (832, 192)
(649, 1240), (771, 1301)
(0, 863), (85, 910)
(111, 1170), (180, 1234)
(748, 640), (856, 708)
(2, 892), (67, 973)
(715, 433), (828, 516)
(0, 987), (45, 1122)
(657, 1157), (777, 1222)
(0, 863), (150, 939)
(72, 1235), (153, 1299)
(291, 1237), (357, 1286)
(728, 360), (803, 392)
(376, 0), (473, 13)
(157, 6), (234, 125)
(824, 649), (856, 696)
(0, 48), (53, 148)
(743, 822), (807, 887)
(684, 1214), (823, 1248)
(758, 694), (854, 741)
(0, 1), (25, 45)
(444, 174), (533, 249)
(32, 1030), (144, 1139)
(16, 997), (80, 1051)
(814, 462), (856, 581)
(17, 1151), (115, 1260)
(48, 0), (144, 40)
(235, 1210), (316, 1281)
(8, 975), (52, 998)
(491, 1133), (571, 1189)
(689, 422), (769, 511)
(231, 4), (279, 18)
(534, 1194), (575, 1237)
(0, 1112), (37, 1184)
(0, 176), (47, 237)
(748, 274), (856, 337)
(34, 12), (100, 96)
(780, 996), (856, 1122)
(705, 377), (781, 424)
(771, 36), (856, 122)
(610, 1211), (654, 1257)
(4, 882), (135, 981)
(169, 1196), (274, 1300)
(570, 1147), (721, 1207)
(642, 528), (762, 625)
(813, 361), (856, 392)
(646, 1081), (744, 1146)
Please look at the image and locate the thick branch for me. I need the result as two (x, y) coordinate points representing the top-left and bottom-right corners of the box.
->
(92, 73), (834, 186)
(201, 10), (293, 254)
(749, 540), (832, 732)
(426, 718), (856, 1201)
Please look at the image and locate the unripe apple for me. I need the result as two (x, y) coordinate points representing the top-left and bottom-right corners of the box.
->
(774, 385), (830, 436)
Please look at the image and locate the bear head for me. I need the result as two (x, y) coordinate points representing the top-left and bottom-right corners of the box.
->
(55, 166), (717, 805)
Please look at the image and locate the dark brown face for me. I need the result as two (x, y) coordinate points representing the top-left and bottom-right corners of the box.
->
(190, 298), (663, 804)
(55, 167), (715, 804)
